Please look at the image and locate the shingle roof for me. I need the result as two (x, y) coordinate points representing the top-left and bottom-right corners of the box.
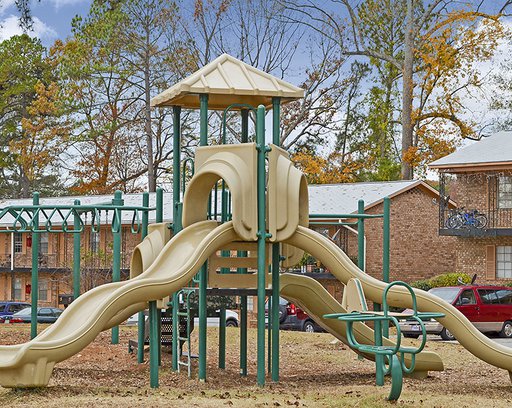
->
(429, 131), (512, 169)
(0, 180), (440, 227)
(150, 53), (304, 110)
(308, 180), (427, 215)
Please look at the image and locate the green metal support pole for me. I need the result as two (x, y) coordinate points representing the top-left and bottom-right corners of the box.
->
(267, 296), (272, 374)
(138, 192), (149, 364)
(111, 190), (123, 345)
(198, 94), (209, 382)
(156, 188), (163, 367)
(73, 199), (81, 301)
(30, 192), (40, 339)
(382, 197), (391, 338)
(149, 189), (163, 386)
(271, 96), (281, 382)
(172, 105), (182, 372)
(219, 306), (226, 369)
(256, 105), (267, 387)
(149, 300), (159, 388)
(383, 197), (390, 283)
(239, 108), (249, 377)
(240, 295), (247, 376)
(357, 199), (365, 272)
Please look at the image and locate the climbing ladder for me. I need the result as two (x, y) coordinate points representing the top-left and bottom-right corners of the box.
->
(176, 289), (195, 377)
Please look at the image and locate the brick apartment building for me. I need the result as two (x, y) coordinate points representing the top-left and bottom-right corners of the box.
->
(0, 192), (172, 306)
(307, 181), (457, 300)
(430, 131), (512, 284)
(0, 181), (455, 306)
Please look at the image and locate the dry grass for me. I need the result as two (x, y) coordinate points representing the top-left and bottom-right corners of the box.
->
(0, 325), (511, 407)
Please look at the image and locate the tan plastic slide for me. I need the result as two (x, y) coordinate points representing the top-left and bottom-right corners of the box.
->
(280, 273), (444, 374)
(0, 220), (239, 388)
(284, 225), (512, 376)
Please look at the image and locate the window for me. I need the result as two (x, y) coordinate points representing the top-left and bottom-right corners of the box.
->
(39, 280), (48, 302)
(495, 289), (512, 304)
(497, 246), (512, 279)
(14, 233), (22, 253)
(498, 176), (512, 209)
(456, 289), (476, 305)
(90, 230), (100, 253)
(14, 278), (22, 300)
(478, 289), (500, 304)
(39, 233), (48, 254)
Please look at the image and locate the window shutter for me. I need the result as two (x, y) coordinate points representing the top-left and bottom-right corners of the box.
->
(486, 245), (496, 280)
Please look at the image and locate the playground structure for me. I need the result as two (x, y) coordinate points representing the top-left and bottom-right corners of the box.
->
(0, 54), (512, 400)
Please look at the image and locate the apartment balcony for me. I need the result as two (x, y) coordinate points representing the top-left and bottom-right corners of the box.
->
(439, 207), (512, 237)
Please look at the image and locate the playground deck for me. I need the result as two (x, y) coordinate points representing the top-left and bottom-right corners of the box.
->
(0, 325), (509, 407)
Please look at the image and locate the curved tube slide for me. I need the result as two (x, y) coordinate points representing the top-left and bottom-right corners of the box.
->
(285, 226), (512, 375)
(0, 221), (239, 388)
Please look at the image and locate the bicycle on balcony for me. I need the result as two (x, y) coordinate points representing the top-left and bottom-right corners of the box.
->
(445, 207), (488, 229)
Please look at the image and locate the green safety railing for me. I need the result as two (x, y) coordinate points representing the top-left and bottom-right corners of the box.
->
(324, 281), (444, 401)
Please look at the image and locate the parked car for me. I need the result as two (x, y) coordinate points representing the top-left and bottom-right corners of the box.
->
(125, 309), (239, 327)
(266, 297), (323, 333)
(399, 285), (512, 340)
(1, 307), (63, 324)
(0, 301), (31, 319)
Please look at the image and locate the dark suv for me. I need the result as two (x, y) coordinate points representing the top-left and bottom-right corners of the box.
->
(267, 297), (323, 333)
(0, 302), (31, 318)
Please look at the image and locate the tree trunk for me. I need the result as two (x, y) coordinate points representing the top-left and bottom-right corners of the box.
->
(401, 0), (414, 180)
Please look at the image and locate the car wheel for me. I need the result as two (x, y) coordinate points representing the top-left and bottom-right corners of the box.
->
(403, 333), (420, 339)
(303, 320), (315, 333)
(278, 305), (287, 324)
(500, 321), (512, 338)
(226, 319), (238, 328)
(440, 327), (455, 341)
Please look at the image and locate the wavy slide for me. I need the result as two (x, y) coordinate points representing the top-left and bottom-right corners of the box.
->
(284, 225), (512, 376)
(0, 220), (239, 388)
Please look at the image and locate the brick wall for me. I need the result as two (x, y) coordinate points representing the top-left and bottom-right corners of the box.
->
(311, 186), (457, 297)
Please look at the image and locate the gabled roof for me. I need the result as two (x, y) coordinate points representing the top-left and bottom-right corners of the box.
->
(0, 180), (448, 227)
(429, 131), (512, 172)
(308, 180), (449, 215)
(150, 53), (304, 110)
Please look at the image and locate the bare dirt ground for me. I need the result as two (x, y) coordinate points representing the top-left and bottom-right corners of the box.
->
(0, 325), (511, 407)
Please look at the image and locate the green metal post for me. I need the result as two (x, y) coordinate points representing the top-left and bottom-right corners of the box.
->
(172, 105), (182, 372)
(149, 300), (159, 388)
(198, 94), (209, 382)
(138, 192), (149, 364)
(149, 188), (163, 385)
(219, 306), (226, 369)
(156, 188), (163, 367)
(382, 197), (391, 338)
(239, 108), (249, 377)
(256, 105), (267, 386)
(30, 192), (40, 339)
(383, 197), (390, 283)
(73, 199), (81, 300)
(240, 295), (247, 376)
(111, 190), (123, 345)
(267, 296), (272, 374)
(271, 96), (281, 382)
(357, 200), (365, 272)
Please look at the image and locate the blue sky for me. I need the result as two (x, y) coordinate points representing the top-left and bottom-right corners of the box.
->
(0, 0), (92, 43)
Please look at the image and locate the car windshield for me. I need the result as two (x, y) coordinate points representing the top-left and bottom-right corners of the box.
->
(428, 287), (461, 303)
(13, 307), (31, 316)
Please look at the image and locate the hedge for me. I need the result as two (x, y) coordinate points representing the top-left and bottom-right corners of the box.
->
(410, 272), (472, 292)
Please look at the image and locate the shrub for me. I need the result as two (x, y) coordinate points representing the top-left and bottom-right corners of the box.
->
(410, 279), (432, 292)
(410, 272), (472, 292)
(428, 272), (472, 288)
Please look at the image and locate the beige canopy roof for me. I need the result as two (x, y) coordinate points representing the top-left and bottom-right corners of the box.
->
(150, 54), (304, 110)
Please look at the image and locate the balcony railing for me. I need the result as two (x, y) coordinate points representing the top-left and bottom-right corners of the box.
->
(438, 172), (512, 237)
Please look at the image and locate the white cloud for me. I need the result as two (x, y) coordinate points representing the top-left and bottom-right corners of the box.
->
(0, 15), (57, 42)
(0, 0), (16, 16)
(49, 0), (90, 10)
